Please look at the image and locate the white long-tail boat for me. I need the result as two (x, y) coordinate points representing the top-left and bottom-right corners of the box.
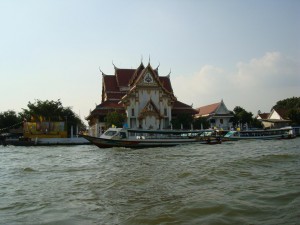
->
(224, 127), (295, 140)
(81, 128), (222, 148)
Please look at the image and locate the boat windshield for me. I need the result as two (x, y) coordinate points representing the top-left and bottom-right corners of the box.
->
(200, 131), (214, 137)
(104, 131), (118, 137)
(224, 131), (236, 137)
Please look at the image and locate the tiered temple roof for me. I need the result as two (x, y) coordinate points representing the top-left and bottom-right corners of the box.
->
(87, 62), (197, 120)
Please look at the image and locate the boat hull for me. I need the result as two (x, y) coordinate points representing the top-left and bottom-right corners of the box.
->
(81, 135), (205, 148)
(224, 133), (295, 141)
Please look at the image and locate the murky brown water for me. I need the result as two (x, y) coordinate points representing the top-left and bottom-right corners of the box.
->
(1, 139), (299, 225)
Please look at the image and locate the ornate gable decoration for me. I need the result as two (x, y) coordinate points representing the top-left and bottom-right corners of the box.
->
(138, 99), (163, 120)
(143, 72), (154, 84)
(133, 64), (160, 87)
(140, 70), (159, 87)
(120, 63), (176, 103)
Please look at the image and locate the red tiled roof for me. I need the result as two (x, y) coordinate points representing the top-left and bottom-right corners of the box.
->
(106, 92), (126, 100)
(86, 100), (125, 119)
(159, 76), (173, 93)
(105, 64), (174, 97)
(273, 109), (289, 120)
(103, 75), (119, 92)
(97, 100), (123, 108)
(258, 113), (269, 119)
(116, 69), (135, 87)
(172, 101), (198, 114)
(196, 102), (220, 116)
(173, 101), (191, 108)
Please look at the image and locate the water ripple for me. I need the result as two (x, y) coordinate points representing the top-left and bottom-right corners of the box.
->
(0, 139), (300, 224)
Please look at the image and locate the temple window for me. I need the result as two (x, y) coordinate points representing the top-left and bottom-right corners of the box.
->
(164, 108), (167, 116)
(131, 108), (135, 116)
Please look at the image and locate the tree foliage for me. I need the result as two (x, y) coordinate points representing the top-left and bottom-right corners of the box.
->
(272, 97), (300, 125)
(273, 97), (300, 110)
(231, 106), (253, 126)
(229, 106), (263, 128)
(0, 110), (22, 132)
(171, 113), (194, 129)
(104, 111), (126, 128)
(288, 108), (300, 125)
(193, 117), (210, 129)
(20, 99), (86, 134)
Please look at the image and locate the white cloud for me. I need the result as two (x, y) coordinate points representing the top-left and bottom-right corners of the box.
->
(172, 52), (300, 114)
(235, 52), (299, 88)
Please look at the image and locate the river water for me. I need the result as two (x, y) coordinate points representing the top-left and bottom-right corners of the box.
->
(0, 138), (299, 225)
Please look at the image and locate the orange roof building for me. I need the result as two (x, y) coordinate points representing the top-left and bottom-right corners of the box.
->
(195, 100), (233, 130)
(86, 62), (197, 136)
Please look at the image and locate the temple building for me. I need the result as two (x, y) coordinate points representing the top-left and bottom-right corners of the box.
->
(195, 100), (233, 130)
(86, 62), (197, 137)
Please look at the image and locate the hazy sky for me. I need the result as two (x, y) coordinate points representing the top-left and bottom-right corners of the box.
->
(1, 0), (299, 122)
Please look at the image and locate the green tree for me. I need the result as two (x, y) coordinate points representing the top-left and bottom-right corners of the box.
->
(193, 117), (210, 130)
(231, 107), (263, 129)
(61, 107), (86, 135)
(171, 113), (194, 129)
(272, 97), (300, 125)
(232, 106), (254, 128)
(104, 111), (126, 128)
(251, 118), (263, 129)
(273, 97), (300, 110)
(288, 109), (300, 125)
(20, 99), (64, 121)
(0, 110), (22, 132)
(20, 99), (86, 136)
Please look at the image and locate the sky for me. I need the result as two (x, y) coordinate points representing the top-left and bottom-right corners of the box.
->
(0, 0), (299, 123)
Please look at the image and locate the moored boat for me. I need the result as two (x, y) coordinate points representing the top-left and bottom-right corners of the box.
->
(81, 128), (221, 148)
(0, 133), (90, 146)
(224, 127), (296, 140)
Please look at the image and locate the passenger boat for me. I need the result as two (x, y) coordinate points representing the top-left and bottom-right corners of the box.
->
(81, 128), (221, 148)
(223, 127), (295, 140)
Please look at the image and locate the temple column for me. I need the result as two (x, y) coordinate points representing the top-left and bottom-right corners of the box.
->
(95, 119), (99, 137)
(135, 101), (138, 129)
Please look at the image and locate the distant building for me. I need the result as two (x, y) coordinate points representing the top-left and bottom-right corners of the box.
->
(256, 112), (270, 120)
(257, 108), (291, 128)
(195, 100), (233, 130)
(23, 121), (67, 138)
(86, 62), (197, 137)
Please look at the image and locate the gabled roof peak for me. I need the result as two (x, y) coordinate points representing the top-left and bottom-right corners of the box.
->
(154, 62), (160, 71)
(112, 61), (118, 70)
(99, 67), (108, 76)
(167, 68), (171, 78)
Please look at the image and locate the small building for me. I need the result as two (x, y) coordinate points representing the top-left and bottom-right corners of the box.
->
(256, 112), (270, 120)
(195, 100), (233, 130)
(86, 62), (197, 137)
(257, 108), (291, 128)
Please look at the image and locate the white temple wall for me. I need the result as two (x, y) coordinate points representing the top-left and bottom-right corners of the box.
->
(124, 88), (172, 129)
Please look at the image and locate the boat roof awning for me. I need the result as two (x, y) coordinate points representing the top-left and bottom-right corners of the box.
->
(261, 119), (291, 123)
(127, 129), (204, 135)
